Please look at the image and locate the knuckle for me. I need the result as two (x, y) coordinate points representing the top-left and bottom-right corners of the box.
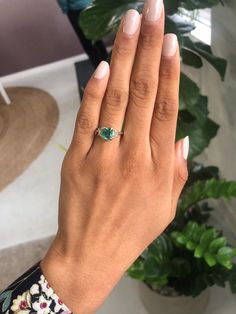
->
(61, 152), (79, 184)
(169, 208), (177, 223)
(154, 99), (177, 122)
(177, 165), (189, 185)
(114, 42), (133, 59)
(160, 60), (179, 81)
(76, 112), (92, 135)
(130, 76), (156, 104)
(121, 149), (140, 180)
(83, 87), (98, 102)
(104, 88), (128, 113)
(140, 25), (162, 50)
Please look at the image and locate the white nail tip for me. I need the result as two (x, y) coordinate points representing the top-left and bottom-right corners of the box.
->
(183, 136), (190, 160)
(94, 61), (109, 79)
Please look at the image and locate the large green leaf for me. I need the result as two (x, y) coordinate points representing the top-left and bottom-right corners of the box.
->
(165, 15), (195, 37)
(177, 117), (219, 159)
(187, 162), (219, 187)
(144, 257), (161, 278)
(180, 0), (222, 10)
(148, 234), (173, 262)
(182, 48), (203, 68)
(179, 74), (209, 122)
(80, 0), (144, 41)
(183, 37), (227, 80)
(127, 259), (145, 280)
(164, 0), (180, 15)
(179, 73), (200, 111)
(180, 179), (236, 211)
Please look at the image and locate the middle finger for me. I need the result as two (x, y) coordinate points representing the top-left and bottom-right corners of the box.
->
(124, 0), (165, 144)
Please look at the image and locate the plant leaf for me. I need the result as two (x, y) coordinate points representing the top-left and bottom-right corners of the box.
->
(209, 237), (227, 253)
(200, 228), (218, 250)
(165, 15), (195, 39)
(204, 253), (217, 267)
(144, 257), (160, 278)
(177, 117), (219, 159)
(127, 259), (145, 280)
(80, 0), (144, 41)
(187, 163), (219, 187)
(179, 179), (236, 212)
(182, 48), (203, 68)
(179, 73), (200, 111)
(164, 0), (180, 15)
(194, 245), (204, 258)
(218, 247), (236, 259)
(170, 258), (191, 277)
(186, 240), (196, 251)
(180, 0), (222, 10)
(216, 256), (233, 270)
(183, 37), (227, 80)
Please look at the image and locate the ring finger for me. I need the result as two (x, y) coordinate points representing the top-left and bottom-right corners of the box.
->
(94, 9), (141, 147)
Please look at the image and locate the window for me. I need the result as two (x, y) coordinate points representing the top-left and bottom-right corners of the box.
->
(178, 8), (212, 45)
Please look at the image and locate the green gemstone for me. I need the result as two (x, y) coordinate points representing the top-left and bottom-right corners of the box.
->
(100, 127), (116, 141)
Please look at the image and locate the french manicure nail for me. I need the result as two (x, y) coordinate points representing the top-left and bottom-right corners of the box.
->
(183, 136), (190, 160)
(123, 9), (140, 35)
(162, 34), (178, 57)
(94, 61), (109, 79)
(144, 0), (163, 22)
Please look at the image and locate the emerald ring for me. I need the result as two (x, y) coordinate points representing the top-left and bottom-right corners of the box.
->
(95, 127), (124, 141)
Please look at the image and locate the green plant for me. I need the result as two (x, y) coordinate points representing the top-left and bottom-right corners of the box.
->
(79, 0), (236, 297)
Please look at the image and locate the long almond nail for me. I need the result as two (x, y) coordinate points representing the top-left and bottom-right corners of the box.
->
(162, 34), (178, 57)
(144, 0), (163, 22)
(183, 136), (190, 160)
(94, 61), (109, 79)
(123, 9), (140, 35)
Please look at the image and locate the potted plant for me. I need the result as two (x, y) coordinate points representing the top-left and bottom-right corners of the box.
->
(127, 177), (236, 314)
(79, 1), (236, 313)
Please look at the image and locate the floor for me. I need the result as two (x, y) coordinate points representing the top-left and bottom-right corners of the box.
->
(0, 55), (236, 313)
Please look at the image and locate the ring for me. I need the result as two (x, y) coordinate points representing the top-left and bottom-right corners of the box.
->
(95, 127), (124, 141)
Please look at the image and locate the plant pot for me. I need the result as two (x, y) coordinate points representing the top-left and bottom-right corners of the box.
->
(139, 282), (210, 314)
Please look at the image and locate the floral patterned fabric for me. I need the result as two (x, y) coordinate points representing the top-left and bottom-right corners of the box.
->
(0, 262), (72, 314)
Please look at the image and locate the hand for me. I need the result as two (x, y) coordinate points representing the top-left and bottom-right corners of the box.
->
(41, 0), (189, 313)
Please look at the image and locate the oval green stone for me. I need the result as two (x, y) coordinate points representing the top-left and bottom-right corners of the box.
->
(100, 127), (116, 141)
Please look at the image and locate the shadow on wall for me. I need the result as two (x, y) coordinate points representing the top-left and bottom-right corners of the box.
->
(0, 0), (83, 76)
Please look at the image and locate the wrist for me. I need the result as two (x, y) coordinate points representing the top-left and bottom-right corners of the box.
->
(41, 235), (123, 314)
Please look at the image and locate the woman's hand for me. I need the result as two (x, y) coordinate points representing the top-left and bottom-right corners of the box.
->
(41, 0), (189, 313)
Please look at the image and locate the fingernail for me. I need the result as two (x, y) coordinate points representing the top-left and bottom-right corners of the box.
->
(143, 0), (163, 22)
(162, 34), (178, 57)
(123, 9), (140, 35)
(94, 61), (109, 79)
(182, 136), (190, 160)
